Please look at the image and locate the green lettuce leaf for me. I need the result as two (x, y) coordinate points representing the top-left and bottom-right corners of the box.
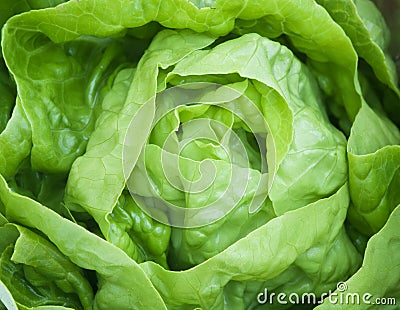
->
(0, 224), (92, 309)
(0, 174), (167, 310)
(2, 27), (130, 174)
(0, 0), (68, 174)
(317, 204), (400, 309)
(316, 0), (400, 124)
(347, 102), (400, 236)
(0, 0), (67, 31)
(141, 184), (360, 309)
(108, 191), (171, 268)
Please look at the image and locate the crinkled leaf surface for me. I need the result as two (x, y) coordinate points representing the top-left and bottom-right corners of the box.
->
(0, 175), (167, 310)
(0, 1), (398, 309)
(141, 185), (360, 309)
(0, 224), (92, 309)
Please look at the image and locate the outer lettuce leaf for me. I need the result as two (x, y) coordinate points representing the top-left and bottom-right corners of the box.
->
(2, 30), (129, 174)
(0, 0), (67, 31)
(0, 225), (92, 309)
(12, 225), (93, 309)
(373, 0), (400, 64)
(2, 0), (366, 126)
(223, 224), (360, 309)
(347, 102), (400, 235)
(1, 246), (81, 309)
(316, 0), (398, 93)
(237, 0), (364, 124)
(0, 174), (167, 310)
(316, 0), (400, 123)
(0, 0), (68, 175)
(141, 185), (360, 309)
(317, 204), (400, 309)
(0, 0), (67, 73)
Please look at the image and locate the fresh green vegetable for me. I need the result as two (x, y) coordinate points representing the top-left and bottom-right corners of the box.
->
(317, 204), (400, 310)
(0, 0), (399, 309)
(347, 102), (400, 236)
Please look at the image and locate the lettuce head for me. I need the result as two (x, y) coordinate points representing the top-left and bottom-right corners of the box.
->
(0, 0), (399, 309)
